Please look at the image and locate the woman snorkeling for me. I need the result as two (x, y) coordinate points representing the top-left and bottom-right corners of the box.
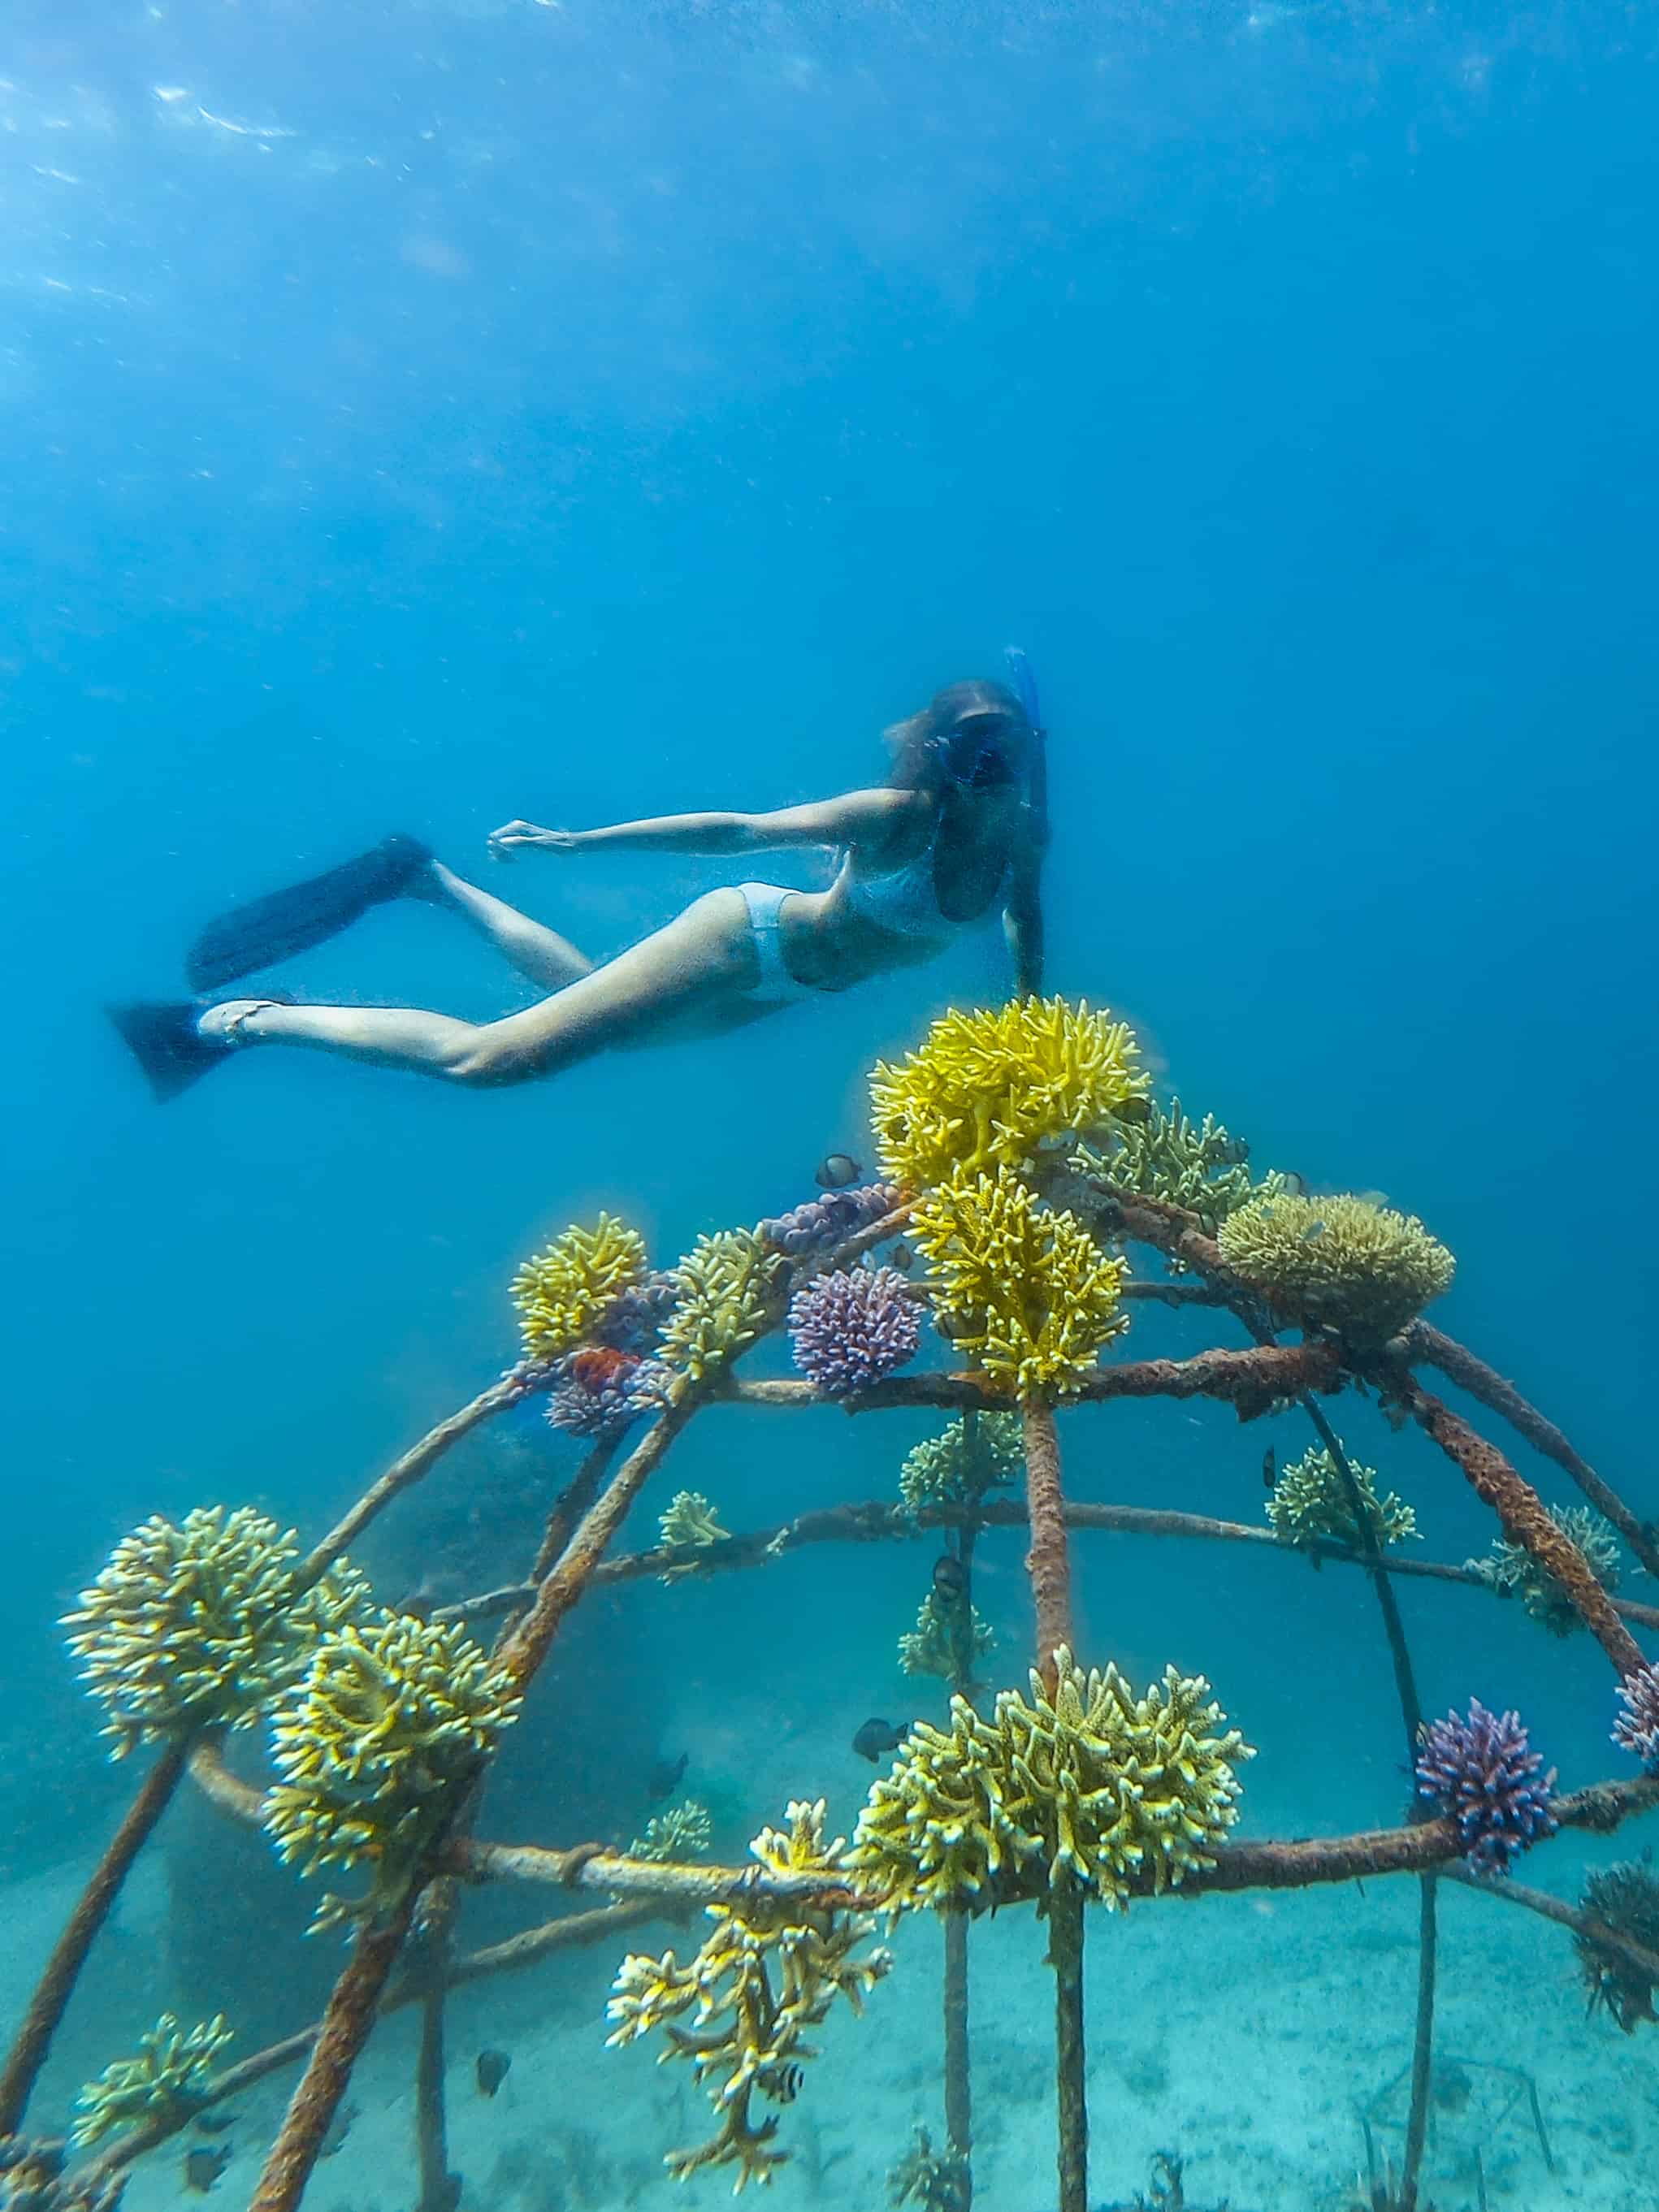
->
(111, 677), (1046, 1100)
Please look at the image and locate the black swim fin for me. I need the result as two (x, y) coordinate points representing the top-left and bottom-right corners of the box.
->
(185, 833), (432, 992)
(107, 1002), (232, 1103)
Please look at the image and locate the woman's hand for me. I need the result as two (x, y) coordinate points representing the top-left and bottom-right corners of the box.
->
(487, 820), (583, 860)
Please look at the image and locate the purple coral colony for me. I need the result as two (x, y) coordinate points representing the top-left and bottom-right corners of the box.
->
(544, 1271), (678, 1441)
(1614, 1660), (1659, 1772)
(1414, 1698), (1559, 1875)
(787, 1263), (921, 1396)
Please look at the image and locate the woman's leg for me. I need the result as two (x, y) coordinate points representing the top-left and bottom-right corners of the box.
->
(410, 859), (596, 991)
(197, 890), (760, 1087)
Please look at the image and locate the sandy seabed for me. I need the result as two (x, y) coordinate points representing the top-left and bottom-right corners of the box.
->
(6, 1796), (1657, 2212)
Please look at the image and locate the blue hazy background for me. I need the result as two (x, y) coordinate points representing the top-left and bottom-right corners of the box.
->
(3, 1), (1657, 1872)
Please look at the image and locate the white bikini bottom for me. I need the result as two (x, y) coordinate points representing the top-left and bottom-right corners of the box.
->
(736, 882), (819, 1005)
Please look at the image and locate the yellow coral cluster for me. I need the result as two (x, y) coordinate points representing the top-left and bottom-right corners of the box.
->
(63, 1507), (370, 1759)
(263, 1613), (521, 1927)
(71, 2011), (232, 2146)
(851, 1648), (1251, 1912)
(869, 997), (1149, 1190)
(1217, 1191), (1454, 1344)
(607, 1800), (891, 2191)
(659, 1227), (778, 1381)
(911, 1165), (1128, 1398)
(510, 1213), (648, 1361)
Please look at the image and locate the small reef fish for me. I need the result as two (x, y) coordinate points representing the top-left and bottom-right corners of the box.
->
(1262, 1448), (1276, 1491)
(475, 2047), (512, 2097)
(889, 1239), (915, 1272)
(319, 2102), (357, 2158)
(183, 2145), (232, 2194)
(815, 1153), (862, 1189)
(931, 1554), (968, 1603)
(756, 2061), (804, 2102)
(648, 1750), (689, 1799)
(852, 1717), (911, 1763)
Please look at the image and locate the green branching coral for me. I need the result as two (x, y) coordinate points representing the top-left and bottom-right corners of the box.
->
(851, 1649), (1251, 1913)
(869, 996), (1150, 1191)
(898, 1591), (995, 1682)
(1216, 1191), (1454, 1343)
(897, 1414), (1023, 1517)
(63, 1508), (370, 1758)
(1072, 1097), (1288, 1239)
(630, 1799), (713, 1862)
(658, 1489), (730, 1555)
(510, 1213), (648, 1361)
(1467, 1504), (1622, 1637)
(607, 1800), (892, 2191)
(71, 2012), (232, 2146)
(888, 2126), (971, 2212)
(912, 1165), (1128, 1399)
(264, 1613), (522, 1927)
(1267, 1444), (1419, 1552)
(659, 1227), (778, 1381)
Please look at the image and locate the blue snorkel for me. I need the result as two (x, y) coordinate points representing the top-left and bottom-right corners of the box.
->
(1003, 644), (1048, 995)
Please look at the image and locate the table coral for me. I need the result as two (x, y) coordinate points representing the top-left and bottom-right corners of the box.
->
(264, 1614), (522, 1926)
(788, 1266), (921, 1394)
(63, 1508), (370, 1758)
(1267, 1443), (1419, 1552)
(869, 996), (1150, 1190)
(510, 1214), (648, 1361)
(660, 1227), (778, 1380)
(71, 2012), (232, 2147)
(912, 1165), (1128, 1399)
(1216, 1190), (1454, 1344)
(1466, 1504), (1622, 1638)
(606, 1800), (891, 2191)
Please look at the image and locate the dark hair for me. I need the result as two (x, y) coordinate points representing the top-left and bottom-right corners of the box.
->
(885, 679), (1032, 795)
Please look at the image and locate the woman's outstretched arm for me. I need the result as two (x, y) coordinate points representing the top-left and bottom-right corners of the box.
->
(488, 787), (914, 861)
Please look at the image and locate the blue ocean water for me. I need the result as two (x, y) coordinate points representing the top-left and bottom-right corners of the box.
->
(3, 5), (1657, 2208)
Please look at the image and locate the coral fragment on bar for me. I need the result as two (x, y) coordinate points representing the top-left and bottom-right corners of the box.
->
(869, 996), (1150, 1189)
(510, 1214), (649, 1361)
(71, 2011), (232, 2147)
(63, 1508), (370, 1757)
(607, 1800), (891, 2191)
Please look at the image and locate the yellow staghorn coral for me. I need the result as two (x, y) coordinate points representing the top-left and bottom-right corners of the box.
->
(510, 1213), (648, 1361)
(263, 1612), (521, 1929)
(849, 1701), (1034, 1911)
(912, 1165), (1128, 1399)
(71, 2011), (232, 2146)
(63, 1508), (370, 1759)
(606, 1799), (891, 2192)
(1217, 1191), (1455, 1344)
(659, 1227), (778, 1382)
(868, 997), (1150, 1190)
(850, 1649), (1252, 1914)
(898, 1590), (995, 1682)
